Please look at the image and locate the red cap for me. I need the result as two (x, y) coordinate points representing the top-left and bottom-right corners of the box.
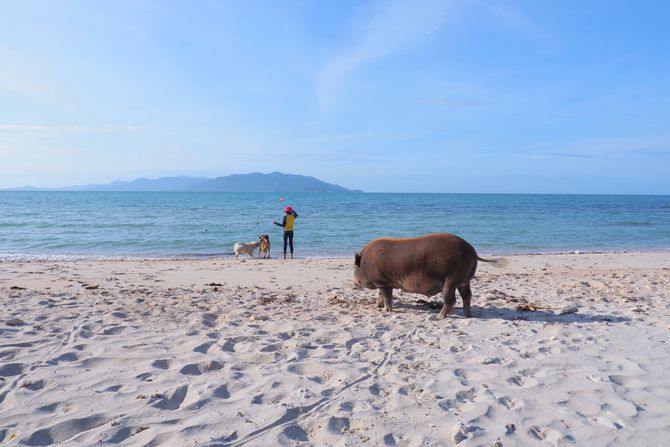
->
(284, 206), (293, 213)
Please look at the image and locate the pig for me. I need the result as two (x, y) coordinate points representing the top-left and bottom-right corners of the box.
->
(353, 233), (498, 318)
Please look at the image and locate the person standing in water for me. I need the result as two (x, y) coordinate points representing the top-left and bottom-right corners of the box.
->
(273, 206), (298, 259)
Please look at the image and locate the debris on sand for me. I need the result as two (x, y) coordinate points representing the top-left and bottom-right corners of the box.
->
(516, 303), (548, 312)
(516, 302), (579, 315)
(6, 318), (24, 326)
(559, 303), (579, 315)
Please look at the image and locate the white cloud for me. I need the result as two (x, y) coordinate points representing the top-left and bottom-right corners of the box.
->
(315, 0), (546, 108)
(520, 136), (670, 159)
(474, 1), (548, 41)
(316, 0), (454, 108)
(420, 97), (488, 106)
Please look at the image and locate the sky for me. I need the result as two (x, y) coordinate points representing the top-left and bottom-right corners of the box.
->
(1, 0), (669, 194)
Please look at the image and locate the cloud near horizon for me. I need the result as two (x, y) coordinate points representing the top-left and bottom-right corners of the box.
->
(0, 124), (144, 136)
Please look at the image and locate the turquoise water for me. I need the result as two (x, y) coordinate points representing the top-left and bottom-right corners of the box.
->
(0, 192), (668, 259)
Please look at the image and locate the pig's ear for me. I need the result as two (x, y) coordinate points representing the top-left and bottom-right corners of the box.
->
(354, 252), (362, 266)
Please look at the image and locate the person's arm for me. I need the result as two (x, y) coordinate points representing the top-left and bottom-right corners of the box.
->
(292, 210), (298, 218)
(274, 216), (287, 227)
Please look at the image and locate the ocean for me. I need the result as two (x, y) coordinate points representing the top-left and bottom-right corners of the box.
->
(0, 192), (668, 260)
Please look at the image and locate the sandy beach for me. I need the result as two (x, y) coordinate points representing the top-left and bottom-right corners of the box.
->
(1, 252), (669, 446)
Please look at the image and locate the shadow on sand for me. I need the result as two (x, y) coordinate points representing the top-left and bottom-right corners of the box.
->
(397, 300), (631, 324)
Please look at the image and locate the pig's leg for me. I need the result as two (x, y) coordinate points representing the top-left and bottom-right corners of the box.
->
(457, 284), (472, 318)
(377, 290), (385, 309)
(380, 287), (393, 312)
(438, 282), (457, 319)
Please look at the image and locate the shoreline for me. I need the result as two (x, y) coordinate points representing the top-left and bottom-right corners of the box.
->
(2, 252), (669, 445)
(2, 247), (669, 263)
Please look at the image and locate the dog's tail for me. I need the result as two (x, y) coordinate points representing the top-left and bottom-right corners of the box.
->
(477, 256), (507, 267)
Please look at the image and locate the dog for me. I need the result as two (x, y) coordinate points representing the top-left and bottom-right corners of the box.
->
(234, 241), (260, 258)
(258, 234), (271, 258)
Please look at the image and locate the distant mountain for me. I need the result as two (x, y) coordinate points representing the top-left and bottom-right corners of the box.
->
(191, 172), (352, 193)
(62, 176), (209, 192)
(4, 172), (359, 193)
(57, 176), (208, 191)
(3, 186), (42, 191)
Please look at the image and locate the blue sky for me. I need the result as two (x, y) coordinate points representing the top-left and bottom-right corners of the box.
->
(1, 0), (668, 193)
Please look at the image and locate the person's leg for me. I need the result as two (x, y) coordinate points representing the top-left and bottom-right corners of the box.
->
(288, 231), (294, 259)
(283, 231), (289, 259)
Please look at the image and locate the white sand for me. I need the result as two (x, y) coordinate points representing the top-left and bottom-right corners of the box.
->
(1, 252), (669, 446)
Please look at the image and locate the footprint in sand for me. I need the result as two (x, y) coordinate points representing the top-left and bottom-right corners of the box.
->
(76, 328), (95, 339)
(47, 352), (79, 365)
(213, 384), (230, 399)
(277, 331), (296, 341)
(452, 423), (484, 444)
(193, 341), (215, 354)
(260, 343), (282, 353)
(36, 402), (59, 413)
(0, 363), (25, 377)
(102, 385), (123, 393)
(438, 388), (477, 412)
(608, 374), (646, 388)
(221, 338), (237, 352)
(21, 379), (46, 391)
(398, 384), (423, 397)
(105, 427), (134, 444)
(23, 414), (108, 446)
(179, 360), (223, 376)
(497, 395), (524, 410)
(279, 424), (309, 443)
(200, 313), (218, 328)
(0, 349), (19, 361)
(327, 416), (350, 434)
(382, 433), (397, 446)
(102, 325), (126, 336)
(453, 368), (468, 384)
(591, 413), (625, 429)
(151, 359), (172, 370)
(153, 385), (189, 410)
(507, 373), (538, 388)
(136, 372), (153, 382)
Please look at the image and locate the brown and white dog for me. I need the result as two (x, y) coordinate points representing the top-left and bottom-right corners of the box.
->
(258, 234), (271, 258)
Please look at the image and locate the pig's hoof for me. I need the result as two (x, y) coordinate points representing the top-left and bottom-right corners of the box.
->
(384, 307), (393, 313)
(437, 311), (448, 320)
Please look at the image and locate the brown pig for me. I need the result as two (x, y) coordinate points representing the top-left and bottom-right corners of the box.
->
(353, 233), (498, 318)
